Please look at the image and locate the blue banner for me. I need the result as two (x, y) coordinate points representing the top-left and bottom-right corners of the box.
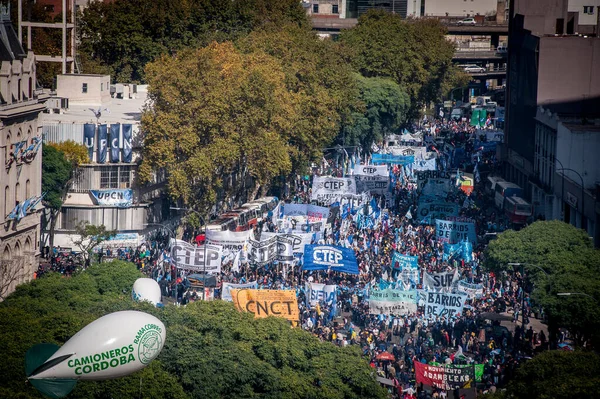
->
(371, 153), (415, 166)
(436, 219), (477, 244)
(442, 241), (473, 262)
(83, 123), (95, 161)
(97, 124), (108, 163)
(122, 124), (133, 163)
(303, 245), (359, 274)
(392, 252), (418, 270)
(90, 189), (133, 207)
(110, 123), (121, 163)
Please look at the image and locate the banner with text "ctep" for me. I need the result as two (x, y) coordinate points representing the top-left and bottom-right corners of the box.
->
(302, 245), (359, 274)
(170, 239), (223, 273)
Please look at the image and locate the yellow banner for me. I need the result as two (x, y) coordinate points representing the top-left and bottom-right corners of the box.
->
(231, 289), (299, 325)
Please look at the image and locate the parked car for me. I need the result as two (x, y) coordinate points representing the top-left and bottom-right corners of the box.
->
(496, 45), (508, 53)
(463, 65), (486, 73)
(457, 18), (477, 26)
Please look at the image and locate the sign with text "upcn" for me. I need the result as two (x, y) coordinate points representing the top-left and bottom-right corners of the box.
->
(231, 289), (299, 325)
(90, 189), (133, 208)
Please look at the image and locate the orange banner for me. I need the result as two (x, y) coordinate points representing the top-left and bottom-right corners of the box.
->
(231, 289), (299, 325)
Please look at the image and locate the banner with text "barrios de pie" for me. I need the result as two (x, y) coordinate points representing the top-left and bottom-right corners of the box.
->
(231, 289), (299, 325)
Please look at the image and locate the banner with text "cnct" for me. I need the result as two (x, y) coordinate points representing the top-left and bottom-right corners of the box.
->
(231, 289), (299, 325)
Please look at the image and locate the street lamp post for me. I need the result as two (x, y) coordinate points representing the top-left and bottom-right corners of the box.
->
(507, 262), (548, 343)
(170, 207), (208, 300)
(143, 223), (176, 301)
(557, 292), (597, 301)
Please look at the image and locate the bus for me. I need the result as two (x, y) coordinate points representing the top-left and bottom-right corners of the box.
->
(205, 216), (237, 232)
(243, 196), (279, 216)
(503, 196), (532, 224)
(485, 176), (506, 196)
(494, 181), (523, 209)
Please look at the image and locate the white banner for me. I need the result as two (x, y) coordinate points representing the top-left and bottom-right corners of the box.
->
(305, 283), (337, 306)
(412, 158), (437, 171)
(311, 176), (356, 202)
(352, 164), (388, 177)
(206, 230), (253, 256)
(388, 146), (428, 159)
(423, 269), (460, 292)
(221, 281), (258, 301)
(261, 232), (313, 254)
(170, 239), (223, 273)
(423, 291), (467, 319)
(457, 280), (485, 299)
(369, 288), (418, 316)
(282, 204), (330, 221)
(415, 170), (452, 190)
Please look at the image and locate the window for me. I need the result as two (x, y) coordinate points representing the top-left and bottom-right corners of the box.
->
(313, 4), (319, 13)
(583, 6), (594, 15)
(100, 166), (132, 189)
(25, 179), (30, 198)
(4, 186), (9, 217)
(332, 4), (338, 13)
(82, 83), (88, 93)
(101, 83), (103, 91)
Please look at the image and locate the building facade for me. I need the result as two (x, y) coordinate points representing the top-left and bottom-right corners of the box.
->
(42, 75), (167, 250)
(505, 0), (600, 245)
(0, 6), (47, 298)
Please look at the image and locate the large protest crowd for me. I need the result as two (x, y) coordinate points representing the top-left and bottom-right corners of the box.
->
(39, 118), (548, 398)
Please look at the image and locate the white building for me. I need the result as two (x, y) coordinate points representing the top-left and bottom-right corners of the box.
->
(531, 105), (600, 245)
(41, 74), (167, 250)
(415, 0), (498, 17)
(0, 6), (47, 298)
(568, 0), (600, 31)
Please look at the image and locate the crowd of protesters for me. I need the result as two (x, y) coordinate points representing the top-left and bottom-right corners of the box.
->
(36, 119), (551, 398)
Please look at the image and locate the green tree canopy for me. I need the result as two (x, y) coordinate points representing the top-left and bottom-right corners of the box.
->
(140, 26), (359, 210)
(41, 144), (72, 211)
(77, 0), (308, 83)
(0, 261), (387, 398)
(484, 221), (600, 347)
(341, 74), (410, 149)
(506, 351), (600, 399)
(339, 10), (468, 117)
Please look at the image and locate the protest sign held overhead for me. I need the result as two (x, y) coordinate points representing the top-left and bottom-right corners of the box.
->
(206, 230), (252, 256)
(303, 245), (359, 274)
(414, 362), (475, 391)
(311, 176), (356, 203)
(423, 292), (467, 319)
(221, 281), (258, 302)
(170, 239), (223, 273)
(436, 219), (477, 244)
(423, 269), (460, 292)
(305, 283), (337, 307)
(231, 289), (299, 325)
(369, 288), (417, 316)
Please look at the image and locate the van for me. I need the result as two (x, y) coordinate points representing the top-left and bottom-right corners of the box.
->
(494, 181), (523, 209)
(485, 176), (505, 196)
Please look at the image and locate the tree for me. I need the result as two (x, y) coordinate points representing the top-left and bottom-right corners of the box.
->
(140, 26), (357, 212)
(41, 142), (89, 249)
(72, 221), (116, 265)
(506, 351), (600, 399)
(0, 257), (24, 301)
(339, 11), (468, 118)
(77, 0), (308, 83)
(341, 74), (410, 149)
(0, 260), (388, 398)
(484, 221), (600, 348)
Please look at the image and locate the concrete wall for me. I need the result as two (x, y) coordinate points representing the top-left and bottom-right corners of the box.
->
(56, 74), (111, 105)
(556, 122), (600, 190)
(514, 0), (568, 36)
(537, 36), (600, 104)
(425, 0), (497, 17)
(568, 0), (600, 26)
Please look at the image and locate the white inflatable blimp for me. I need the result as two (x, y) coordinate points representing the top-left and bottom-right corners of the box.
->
(26, 311), (166, 398)
(132, 278), (162, 307)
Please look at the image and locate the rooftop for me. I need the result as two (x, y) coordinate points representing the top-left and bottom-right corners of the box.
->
(42, 86), (149, 125)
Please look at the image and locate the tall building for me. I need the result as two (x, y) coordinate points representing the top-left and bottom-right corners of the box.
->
(0, 5), (47, 299)
(504, 0), (600, 244)
(41, 75), (167, 250)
